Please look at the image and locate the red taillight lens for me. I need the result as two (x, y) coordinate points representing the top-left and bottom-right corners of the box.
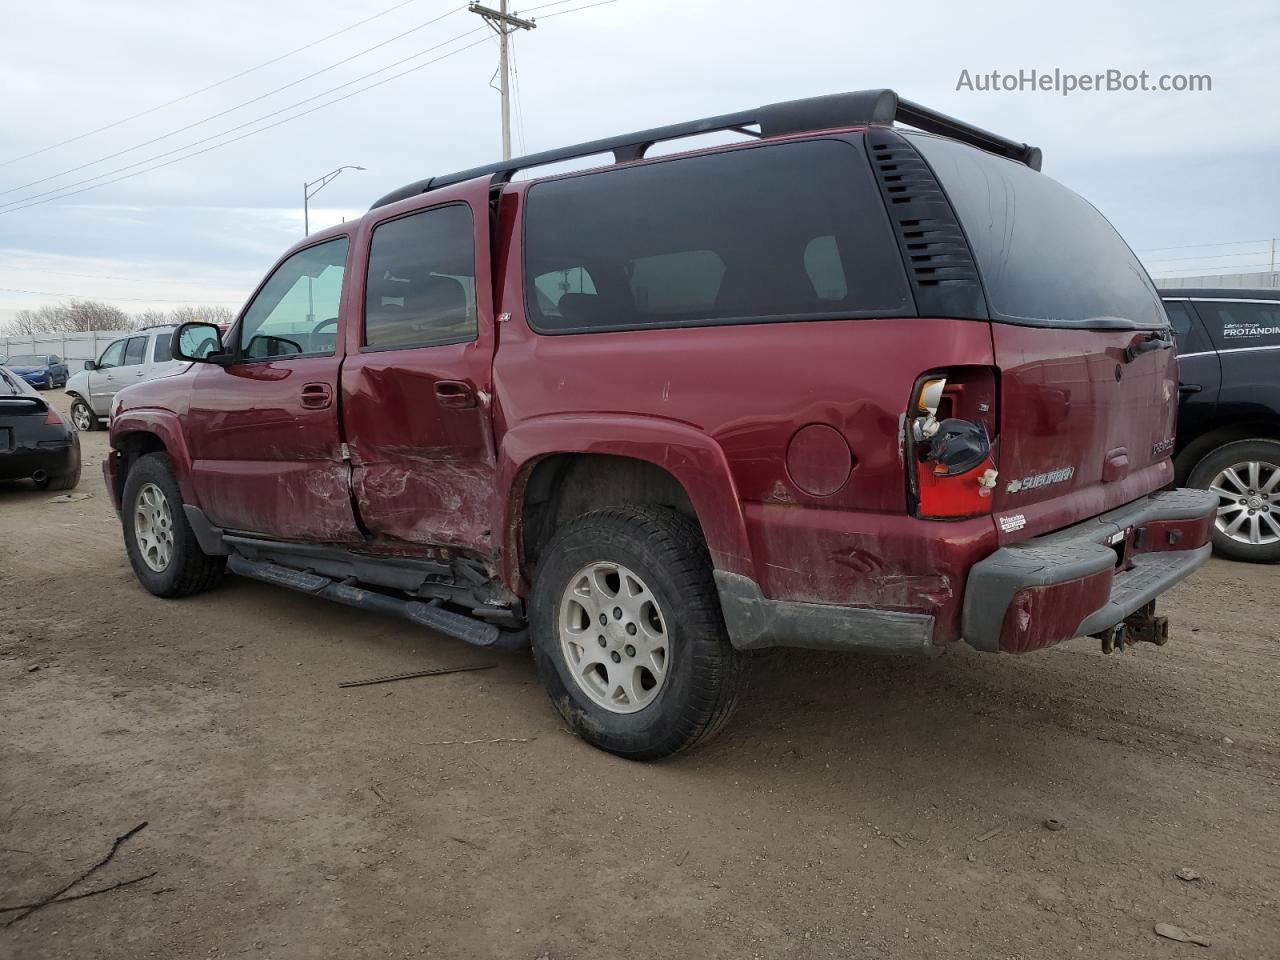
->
(908, 368), (999, 519)
(45, 406), (64, 425)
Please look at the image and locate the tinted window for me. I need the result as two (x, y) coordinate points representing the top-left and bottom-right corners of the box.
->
(122, 336), (147, 366)
(152, 332), (173, 362)
(1196, 300), (1280, 350)
(523, 139), (911, 332)
(1162, 300), (1211, 354)
(98, 340), (125, 369)
(240, 237), (348, 360)
(908, 133), (1164, 330)
(364, 205), (476, 349)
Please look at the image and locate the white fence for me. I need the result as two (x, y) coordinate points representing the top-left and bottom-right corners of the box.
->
(1, 330), (132, 364)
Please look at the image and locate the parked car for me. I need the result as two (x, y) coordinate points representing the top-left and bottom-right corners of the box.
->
(64, 325), (184, 431)
(105, 89), (1215, 758)
(1162, 288), (1280, 562)
(1, 353), (69, 389)
(0, 365), (81, 490)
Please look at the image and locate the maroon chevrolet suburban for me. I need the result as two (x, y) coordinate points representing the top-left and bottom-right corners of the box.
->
(105, 90), (1216, 758)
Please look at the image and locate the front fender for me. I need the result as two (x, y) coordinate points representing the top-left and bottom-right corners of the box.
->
(496, 413), (753, 590)
(108, 409), (198, 504)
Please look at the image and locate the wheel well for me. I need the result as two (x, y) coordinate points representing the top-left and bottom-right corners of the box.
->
(112, 431), (167, 503)
(1175, 418), (1280, 484)
(518, 454), (698, 575)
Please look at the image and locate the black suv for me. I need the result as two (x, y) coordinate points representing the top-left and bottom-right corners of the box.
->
(1162, 288), (1280, 562)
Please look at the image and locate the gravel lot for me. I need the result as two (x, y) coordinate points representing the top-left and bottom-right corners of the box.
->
(2, 391), (1278, 959)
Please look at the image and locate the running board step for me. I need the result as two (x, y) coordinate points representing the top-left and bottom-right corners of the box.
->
(227, 554), (514, 649)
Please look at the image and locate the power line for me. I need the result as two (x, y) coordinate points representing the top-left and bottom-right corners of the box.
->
(0, 31), (492, 217)
(0, 28), (489, 214)
(534, 0), (618, 20)
(1136, 237), (1276, 254)
(1144, 247), (1274, 265)
(0, 0), (618, 217)
(0, 5), (466, 199)
(0, 286), (241, 304)
(0, 0), (430, 169)
(1148, 261), (1277, 277)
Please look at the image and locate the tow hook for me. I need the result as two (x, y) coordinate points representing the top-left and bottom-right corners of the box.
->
(1095, 622), (1126, 655)
(1093, 602), (1169, 654)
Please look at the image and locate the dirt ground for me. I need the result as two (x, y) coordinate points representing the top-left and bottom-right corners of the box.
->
(2, 391), (1278, 960)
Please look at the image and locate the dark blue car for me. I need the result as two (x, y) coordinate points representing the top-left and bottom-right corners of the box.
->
(1, 353), (69, 389)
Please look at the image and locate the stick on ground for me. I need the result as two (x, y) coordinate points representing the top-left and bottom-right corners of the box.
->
(1, 821), (148, 928)
(0, 872), (157, 913)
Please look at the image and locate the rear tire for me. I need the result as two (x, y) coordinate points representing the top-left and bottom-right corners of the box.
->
(529, 506), (747, 760)
(69, 397), (99, 431)
(122, 452), (226, 596)
(1188, 438), (1280, 563)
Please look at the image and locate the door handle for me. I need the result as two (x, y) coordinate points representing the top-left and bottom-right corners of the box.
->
(300, 382), (333, 409)
(434, 380), (477, 409)
(1178, 383), (1202, 395)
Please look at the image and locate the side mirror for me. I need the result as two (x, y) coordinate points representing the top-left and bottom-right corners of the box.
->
(84, 360), (98, 371)
(173, 321), (228, 363)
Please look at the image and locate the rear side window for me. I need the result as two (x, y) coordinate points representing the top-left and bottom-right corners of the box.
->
(152, 332), (173, 362)
(364, 204), (477, 350)
(122, 336), (147, 366)
(908, 133), (1165, 330)
(1195, 300), (1280, 350)
(523, 138), (911, 333)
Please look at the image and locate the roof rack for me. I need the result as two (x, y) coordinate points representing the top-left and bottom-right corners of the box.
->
(369, 88), (1041, 210)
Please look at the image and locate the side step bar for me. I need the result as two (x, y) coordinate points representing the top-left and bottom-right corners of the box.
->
(227, 555), (525, 650)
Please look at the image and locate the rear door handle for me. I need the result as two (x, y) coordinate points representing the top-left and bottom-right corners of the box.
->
(300, 382), (333, 409)
(1178, 383), (1202, 395)
(434, 380), (477, 409)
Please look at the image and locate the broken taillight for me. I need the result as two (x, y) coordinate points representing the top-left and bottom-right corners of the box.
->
(908, 368), (999, 519)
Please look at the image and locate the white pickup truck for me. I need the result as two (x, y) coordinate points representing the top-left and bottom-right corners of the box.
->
(64, 325), (185, 430)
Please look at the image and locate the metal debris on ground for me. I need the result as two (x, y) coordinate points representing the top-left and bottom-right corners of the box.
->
(974, 827), (1004, 843)
(337, 662), (496, 688)
(1155, 922), (1211, 946)
(415, 737), (536, 746)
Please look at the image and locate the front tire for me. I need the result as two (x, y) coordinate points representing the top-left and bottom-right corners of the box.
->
(69, 397), (99, 432)
(530, 506), (747, 760)
(122, 452), (226, 596)
(1188, 438), (1280, 563)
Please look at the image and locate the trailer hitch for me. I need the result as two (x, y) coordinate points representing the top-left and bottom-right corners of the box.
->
(1093, 602), (1169, 654)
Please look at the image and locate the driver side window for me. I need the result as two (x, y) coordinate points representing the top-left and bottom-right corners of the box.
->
(98, 340), (125, 369)
(238, 237), (349, 360)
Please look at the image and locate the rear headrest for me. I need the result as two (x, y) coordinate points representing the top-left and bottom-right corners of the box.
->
(557, 292), (607, 327)
(405, 274), (467, 324)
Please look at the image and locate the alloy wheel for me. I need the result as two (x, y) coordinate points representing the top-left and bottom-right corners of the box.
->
(71, 403), (93, 431)
(1210, 460), (1280, 546)
(558, 561), (671, 714)
(134, 482), (175, 572)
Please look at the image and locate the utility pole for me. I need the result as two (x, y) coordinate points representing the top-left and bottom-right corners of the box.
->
(469, 2), (536, 160)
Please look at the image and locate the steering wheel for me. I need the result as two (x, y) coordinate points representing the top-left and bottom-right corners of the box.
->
(311, 317), (338, 338)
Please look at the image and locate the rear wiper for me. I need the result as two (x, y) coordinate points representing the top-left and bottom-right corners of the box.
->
(1124, 330), (1174, 363)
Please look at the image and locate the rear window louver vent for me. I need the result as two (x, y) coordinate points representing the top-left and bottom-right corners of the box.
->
(865, 127), (988, 320)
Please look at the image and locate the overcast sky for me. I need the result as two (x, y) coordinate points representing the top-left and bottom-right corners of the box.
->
(0, 0), (1277, 326)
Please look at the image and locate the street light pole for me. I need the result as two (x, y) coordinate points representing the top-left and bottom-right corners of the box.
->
(301, 165), (364, 322)
(303, 165), (365, 237)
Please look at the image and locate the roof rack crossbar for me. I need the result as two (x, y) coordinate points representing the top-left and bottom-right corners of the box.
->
(370, 89), (1040, 210)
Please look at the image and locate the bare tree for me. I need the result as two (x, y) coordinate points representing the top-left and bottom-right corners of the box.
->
(5, 299), (131, 336)
(166, 305), (235, 326)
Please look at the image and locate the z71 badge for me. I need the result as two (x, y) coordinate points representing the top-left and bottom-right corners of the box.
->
(1006, 466), (1074, 494)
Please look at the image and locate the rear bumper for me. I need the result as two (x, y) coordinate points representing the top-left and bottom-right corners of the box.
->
(0, 436), (79, 482)
(961, 488), (1216, 653)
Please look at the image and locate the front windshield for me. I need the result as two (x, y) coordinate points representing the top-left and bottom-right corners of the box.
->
(4, 354), (46, 366)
